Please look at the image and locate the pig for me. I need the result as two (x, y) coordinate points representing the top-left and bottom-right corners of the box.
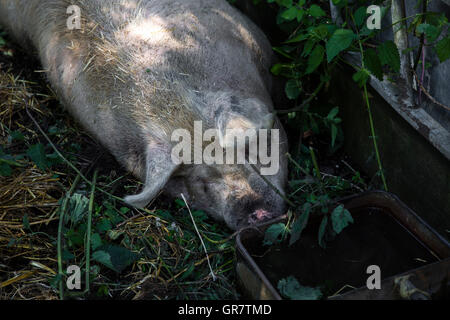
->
(0, 0), (288, 230)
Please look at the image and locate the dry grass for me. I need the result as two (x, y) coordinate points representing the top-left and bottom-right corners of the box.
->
(0, 66), (63, 300)
(0, 55), (236, 300)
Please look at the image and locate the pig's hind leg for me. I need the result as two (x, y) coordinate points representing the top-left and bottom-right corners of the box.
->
(124, 143), (178, 208)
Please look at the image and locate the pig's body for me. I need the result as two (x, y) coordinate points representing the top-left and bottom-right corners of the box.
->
(0, 0), (288, 229)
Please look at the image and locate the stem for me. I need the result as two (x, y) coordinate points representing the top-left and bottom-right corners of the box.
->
(25, 102), (125, 203)
(85, 169), (98, 295)
(413, 0), (428, 71)
(350, 12), (389, 191)
(57, 174), (81, 300)
(286, 152), (311, 177)
(276, 80), (326, 114)
(308, 147), (322, 180)
(363, 83), (388, 191)
(250, 163), (296, 207)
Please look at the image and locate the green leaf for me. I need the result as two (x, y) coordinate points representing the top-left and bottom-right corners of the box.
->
(180, 262), (195, 281)
(0, 162), (12, 176)
(318, 215), (328, 248)
(62, 249), (75, 261)
(278, 276), (322, 300)
(378, 41), (400, 73)
(327, 106), (339, 120)
(289, 207), (310, 246)
(91, 233), (103, 250)
(352, 69), (370, 88)
(354, 7), (368, 28)
(305, 45), (325, 74)
(309, 5), (325, 18)
(326, 29), (356, 62)
(330, 205), (354, 234)
(281, 6), (299, 21)
(296, 10), (305, 23)
(364, 48), (383, 81)
(174, 198), (186, 208)
(23, 213), (31, 230)
(92, 245), (138, 273)
(302, 39), (316, 57)
(27, 144), (50, 170)
(278, 0), (293, 7)
(8, 130), (24, 143)
(68, 193), (89, 225)
(331, 124), (338, 148)
(271, 63), (284, 75)
(263, 223), (287, 246)
(96, 218), (112, 233)
(285, 79), (301, 100)
(66, 229), (84, 247)
(285, 32), (309, 44)
(417, 23), (441, 42)
(436, 36), (450, 63)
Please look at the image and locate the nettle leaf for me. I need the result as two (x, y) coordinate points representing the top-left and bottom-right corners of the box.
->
(23, 213), (31, 230)
(263, 223), (287, 246)
(277, 0), (293, 7)
(354, 6), (368, 28)
(327, 106), (339, 120)
(281, 6), (299, 21)
(436, 36), (450, 63)
(364, 48), (383, 81)
(271, 63), (284, 75)
(278, 276), (322, 300)
(285, 79), (301, 100)
(302, 39), (316, 57)
(8, 130), (24, 143)
(309, 5), (325, 18)
(326, 29), (356, 62)
(91, 233), (103, 250)
(331, 205), (354, 234)
(289, 206), (311, 246)
(62, 249), (75, 261)
(180, 262), (196, 281)
(27, 144), (51, 170)
(296, 10), (305, 23)
(285, 32), (309, 44)
(331, 124), (338, 147)
(96, 218), (112, 233)
(318, 215), (328, 248)
(378, 41), (400, 73)
(312, 24), (329, 41)
(68, 193), (89, 224)
(417, 23), (441, 42)
(352, 69), (370, 87)
(92, 244), (139, 273)
(174, 198), (186, 208)
(305, 45), (325, 74)
(0, 162), (12, 177)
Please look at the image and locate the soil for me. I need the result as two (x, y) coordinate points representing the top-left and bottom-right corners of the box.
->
(244, 207), (439, 297)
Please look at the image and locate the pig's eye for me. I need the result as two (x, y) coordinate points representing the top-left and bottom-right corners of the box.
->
(202, 182), (209, 194)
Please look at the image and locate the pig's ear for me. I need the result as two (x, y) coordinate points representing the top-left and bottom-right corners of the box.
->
(124, 143), (178, 208)
(216, 112), (274, 148)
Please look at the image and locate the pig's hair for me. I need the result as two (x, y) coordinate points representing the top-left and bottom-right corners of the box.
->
(2, 0), (274, 143)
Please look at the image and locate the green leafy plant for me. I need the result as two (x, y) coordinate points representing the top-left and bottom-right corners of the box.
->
(278, 276), (322, 300)
(262, 0), (450, 192)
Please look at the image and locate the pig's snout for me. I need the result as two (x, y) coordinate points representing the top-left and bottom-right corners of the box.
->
(247, 209), (277, 225)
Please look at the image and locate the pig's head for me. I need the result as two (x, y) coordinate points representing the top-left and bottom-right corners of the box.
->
(164, 116), (288, 230)
(124, 91), (288, 230)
